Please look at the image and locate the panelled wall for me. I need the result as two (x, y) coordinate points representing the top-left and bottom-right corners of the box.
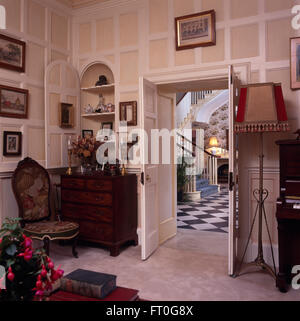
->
(0, 0), (72, 224)
(72, 0), (300, 257)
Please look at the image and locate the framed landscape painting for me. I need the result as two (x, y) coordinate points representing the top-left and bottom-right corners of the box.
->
(290, 37), (300, 90)
(0, 34), (26, 73)
(175, 10), (216, 50)
(0, 85), (28, 118)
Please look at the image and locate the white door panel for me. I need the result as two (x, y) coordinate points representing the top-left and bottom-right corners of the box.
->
(45, 61), (80, 169)
(140, 77), (159, 260)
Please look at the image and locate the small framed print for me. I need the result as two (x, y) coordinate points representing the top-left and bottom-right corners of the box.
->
(0, 33), (26, 73)
(3, 131), (22, 156)
(0, 84), (28, 119)
(59, 103), (74, 128)
(82, 129), (93, 138)
(290, 37), (300, 90)
(175, 10), (216, 50)
(102, 122), (113, 130)
(119, 101), (137, 126)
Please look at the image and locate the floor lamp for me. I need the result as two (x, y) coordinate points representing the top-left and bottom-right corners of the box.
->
(234, 82), (289, 279)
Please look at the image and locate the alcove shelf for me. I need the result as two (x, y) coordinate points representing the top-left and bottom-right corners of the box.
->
(81, 112), (115, 117)
(80, 62), (116, 135)
(81, 84), (115, 94)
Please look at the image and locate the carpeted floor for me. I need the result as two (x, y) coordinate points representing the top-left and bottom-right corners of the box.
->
(47, 229), (300, 301)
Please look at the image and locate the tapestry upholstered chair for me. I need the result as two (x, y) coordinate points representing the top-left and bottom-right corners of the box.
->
(12, 157), (79, 257)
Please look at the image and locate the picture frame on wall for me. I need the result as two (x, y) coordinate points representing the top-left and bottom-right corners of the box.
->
(119, 101), (137, 126)
(82, 129), (93, 138)
(59, 103), (74, 128)
(290, 37), (300, 90)
(175, 10), (216, 51)
(0, 34), (26, 73)
(3, 131), (22, 156)
(0, 84), (29, 119)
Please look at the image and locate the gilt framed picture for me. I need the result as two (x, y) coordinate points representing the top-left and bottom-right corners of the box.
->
(0, 85), (28, 119)
(3, 131), (22, 156)
(0, 34), (26, 73)
(59, 103), (74, 128)
(82, 129), (93, 138)
(290, 37), (300, 90)
(175, 10), (216, 50)
(119, 101), (137, 126)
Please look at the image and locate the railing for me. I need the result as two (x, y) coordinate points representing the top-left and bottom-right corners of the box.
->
(176, 132), (219, 194)
(176, 90), (214, 130)
(191, 90), (213, 105)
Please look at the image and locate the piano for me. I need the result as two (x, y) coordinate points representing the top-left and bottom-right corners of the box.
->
(276, 137), (300, 293)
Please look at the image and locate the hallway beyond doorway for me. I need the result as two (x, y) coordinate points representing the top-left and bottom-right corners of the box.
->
(177, 187), (229, 233)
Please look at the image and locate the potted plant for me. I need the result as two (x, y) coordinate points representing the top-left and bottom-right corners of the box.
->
(177, 157), (190, 202)
(0, 218), (64, 301)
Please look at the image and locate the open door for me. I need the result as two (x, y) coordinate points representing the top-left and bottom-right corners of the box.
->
(228, 65), (239, 276)
(45, 61), (80, 169)
(139, 77), (159, 260)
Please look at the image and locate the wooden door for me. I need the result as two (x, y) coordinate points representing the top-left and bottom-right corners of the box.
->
(139, 77), (159, 260)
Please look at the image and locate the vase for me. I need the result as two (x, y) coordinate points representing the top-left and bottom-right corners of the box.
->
(80, 158), (92, 174)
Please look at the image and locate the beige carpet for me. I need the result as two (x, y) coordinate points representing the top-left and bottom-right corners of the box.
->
(48, 229), (300, 301)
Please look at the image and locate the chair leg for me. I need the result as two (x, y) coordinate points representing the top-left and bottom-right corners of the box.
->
(72, 235), (79, 258)
(43, 237), (50, 256)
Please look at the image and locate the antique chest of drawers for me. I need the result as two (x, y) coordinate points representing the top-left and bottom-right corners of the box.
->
(60, 173), (138, 256)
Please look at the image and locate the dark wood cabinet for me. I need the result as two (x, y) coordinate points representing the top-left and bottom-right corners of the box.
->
(275, 139), (300, 292)
(61, 173), (138, 256)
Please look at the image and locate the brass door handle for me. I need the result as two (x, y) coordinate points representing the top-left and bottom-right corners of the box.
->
(146, 174), (151, 182)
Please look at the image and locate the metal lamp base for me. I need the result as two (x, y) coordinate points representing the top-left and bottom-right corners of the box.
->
(234, 133), (276, 280)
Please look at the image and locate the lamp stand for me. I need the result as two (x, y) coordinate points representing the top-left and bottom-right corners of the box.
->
(234, 132), (276, 279)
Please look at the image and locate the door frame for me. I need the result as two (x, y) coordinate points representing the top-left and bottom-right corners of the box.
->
(142, 63), (250, 273)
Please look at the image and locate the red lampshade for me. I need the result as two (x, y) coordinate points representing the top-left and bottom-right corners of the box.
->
(235, 83), (289, 133)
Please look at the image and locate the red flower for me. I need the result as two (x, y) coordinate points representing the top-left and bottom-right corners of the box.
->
(22, 235), (32, 249)
(7, 267), (15, 282)
(18, 247), (33, 261)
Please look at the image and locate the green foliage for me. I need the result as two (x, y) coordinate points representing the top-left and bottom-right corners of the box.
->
(177, 157), (191, 192)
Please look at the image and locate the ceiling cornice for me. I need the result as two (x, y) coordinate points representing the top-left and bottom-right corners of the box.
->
(71, 0), (144, 17)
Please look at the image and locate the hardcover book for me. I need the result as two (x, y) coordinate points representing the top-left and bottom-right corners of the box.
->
(60, 269), (117, 299)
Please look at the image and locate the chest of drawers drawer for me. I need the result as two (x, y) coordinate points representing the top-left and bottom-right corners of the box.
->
(86, 179), (112, 192)
(61, 178), (85, 190)
(61, 190), (112, 206)
(62, 202), (113, 224)
(79, 221), (113, 242)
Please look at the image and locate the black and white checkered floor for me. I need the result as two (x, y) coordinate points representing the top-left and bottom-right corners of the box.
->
(177, 188), (229, 233)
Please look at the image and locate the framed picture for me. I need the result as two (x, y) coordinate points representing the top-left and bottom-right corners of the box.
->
(0, 34), (26, 73)
(82, 129), (93, 138)
(59, 103), (74, 128)
(290, 37), (300, 90)
(119, 101), (137, 126)
(102, 122), (113, 130)
(0, 84), (28, 119)
(175, 10), (216, 51)
(3, 131), (22, 156)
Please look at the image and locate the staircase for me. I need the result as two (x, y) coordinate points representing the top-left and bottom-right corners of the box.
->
(196, 177), (219, 198)
(177, 132), (219, 201)
(177, 90), (223, 130)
